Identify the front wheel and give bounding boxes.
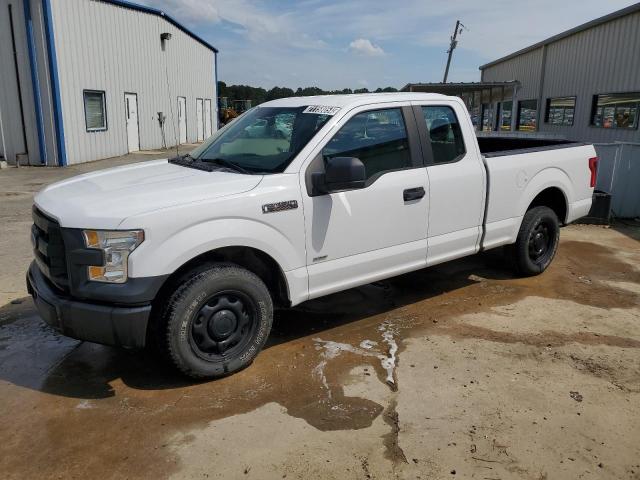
[509,206,560,276]
[159,264,273,378]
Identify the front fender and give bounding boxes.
[128,218,302,278]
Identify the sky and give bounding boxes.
[140,0,638,91]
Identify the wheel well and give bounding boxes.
[156,247,291,309]
[528,187,567,224]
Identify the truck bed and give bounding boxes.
[480,142,596,251]
[477,137,583,156]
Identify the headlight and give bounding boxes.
[83,230,144,283]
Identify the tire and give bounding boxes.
[159,263,273,378]
[509,206,560,276]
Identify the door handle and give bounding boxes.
[403,187,425,202]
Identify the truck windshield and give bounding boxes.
[190,106,332,173]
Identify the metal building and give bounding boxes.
[403,3,640,143]
[479,3,640,143]
[0,0,218,167]
[403,4,640,218]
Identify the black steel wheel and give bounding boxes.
[159,263,273,379]
[509,206,560,276]
[528,221,553,264]
[189,291,257,360]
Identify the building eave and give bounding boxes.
[401,81,520,92]
[101,0,219,53]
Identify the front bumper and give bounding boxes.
[27,262,151,348]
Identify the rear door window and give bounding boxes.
[422,106,466,164]
[322,108,412,181]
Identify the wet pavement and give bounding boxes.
[1,222,640,479]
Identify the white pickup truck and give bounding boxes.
[27,93,597,378]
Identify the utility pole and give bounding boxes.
[443,20,464,83]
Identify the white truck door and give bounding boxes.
[302,105,429,299]
[412,101,486,266]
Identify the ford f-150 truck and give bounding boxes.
[27,93,597,378]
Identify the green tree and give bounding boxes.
[265,86,295,101]
[216,83,399,107]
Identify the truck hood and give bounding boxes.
[35,159,263,229]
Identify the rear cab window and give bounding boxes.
[421,106,466,164]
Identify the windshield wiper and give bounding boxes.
[204,158,253,175]
[169,153,219,172]
[169,154,252,175]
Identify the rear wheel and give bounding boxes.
[159,263,273,378]
[509,206,560,276]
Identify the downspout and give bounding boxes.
[23,0,47,165]
[42,0,67,166]
[214,51,219,131]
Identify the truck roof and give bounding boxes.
[259,92,450,109]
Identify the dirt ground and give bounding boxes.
[1,156,639,479]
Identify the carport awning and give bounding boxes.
[401,81,520,94]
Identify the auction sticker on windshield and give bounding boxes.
[303,105,341,115]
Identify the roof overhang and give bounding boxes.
[401,81,520,93]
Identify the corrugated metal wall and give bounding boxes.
[0,0,53,166]
[481,9,640,144]
[595,143,640,218]
[51,0,217,165]
[482,48,543,101]
[30,0,60,166]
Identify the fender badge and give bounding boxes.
[262,200,298,214]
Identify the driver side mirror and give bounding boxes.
[312,157,366,194]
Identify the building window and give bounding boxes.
[83,90,107,131]
[517,100,537,132]
[545,96,575,126]
[481,104,494,132]
[422,106,466,164]
[498,101,512,131]
[470,91,481,129]
[591,93,639,129]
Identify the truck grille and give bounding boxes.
[31,206,69,291]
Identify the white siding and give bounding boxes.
[51,0,217,165]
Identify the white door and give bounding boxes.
[178,97,187,144]
[413,102,486,266]
[124,93,140,152]
[204,99,212,137]
[196,98,204,142]
[302,106,429,299]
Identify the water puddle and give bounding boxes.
[314,319,401,393]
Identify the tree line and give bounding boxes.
[217,81,398,107]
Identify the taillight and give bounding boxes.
[588,157,598,188]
